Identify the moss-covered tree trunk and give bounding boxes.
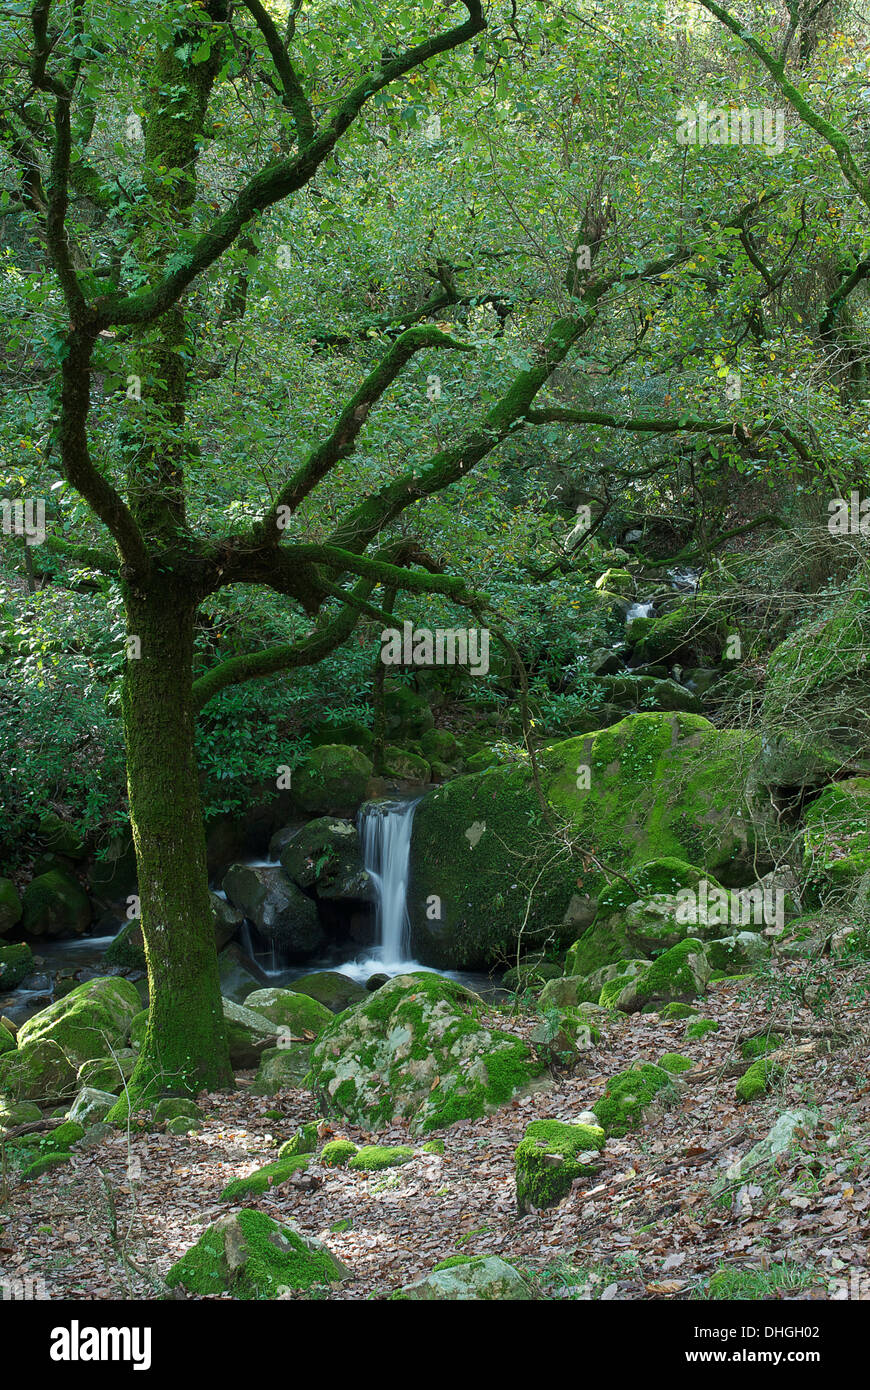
[115,578,233,1112]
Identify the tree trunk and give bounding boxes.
[111,578,233,1115]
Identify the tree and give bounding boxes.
[1,0,818,1111]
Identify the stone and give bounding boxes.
[705,932,770,974]
[279,818,373,902]
[222,998,279,1068]
[593,1063,678,1135]
[288,971,367,1013]
[308,973,548,1134]
[0,941,34,990]
[165,1211,351,1298]
[613,939,711,1013]
[68,1087,117,1126]
[251,1043,312,1093]
[0,878,23,937]
[515,1119,604,1213]
[21,870,92,938]
[394,1255,533,1301]
[711,1109,821,1193]
[242,987,332,1038]
[291,744,374,817]
[222,864,324,958]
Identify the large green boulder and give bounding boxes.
[612,938,711,1013]
[252,1043,312,1093]
[515,1119,605,1214]
[629,602,728,667]
[394,1255,533,1301]
[0,1098,42,1132]
[279,818,372,901]
[409,715,773,970]
[705,932,770,974]
[243,987,332,1038]
[37,811,88,860]
[0,977,141,1100]
[0,878,22,937]
[222,998,279,1068]
[291,744,374,817]
[307,973,547,1134]
[21,870,92,938]
[383,683,435,739]
[289,971,367,1013]
[764,572,870,765]
[594,1062,678,1135]
[0,941,34,990]
[165,1211,351,1298]
[592,674,702,715]
[803,778,870,904]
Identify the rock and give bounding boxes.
[613,939,711,1013]
[584,959,649,1007]
[320,1139,357,1167]
[165,1211,351,1298]
[251,1043,311,1093]
[278,1121,319,1159]
[74,1121,115,1150]
[420,728,462,764]
[803,778,870,904]
[76,1050,137,1093]
[289,971,367,1013]
[217,942,264,1003]
[347,1144,415,1171]
[242,987,332,1038]
[37,811,88,860]
[365,973,389,992]
[711,1109,821,1193]
[537,975,597,1010]
[0,878,22,937]
[382,746,431,783]
[0,976,140,1099]
[0,1023,14,1055]
[409,713,775,970]
[587,647,623,677]
[628,602,727,667]
[279,818,373,902]
[308,973,548,1134]
[0,1098,42,1133]
[152,1097,202,1131]
[503,960,563,992]
[21,870,92,938]
[515,1119,604,1213]
[621,892,720,954]
[686,1018,718,1038]
[736,1057,782,1103]
[705,932,770,974]
[0,941,34,990]
[106,902,242,974]
[383,684,434,739]
[764,571,870,765]
[593,1063,678,1136]
[658,1052,694,1073]
[593,675,702,715]
[292,744,374,817]
[222,998,279,1068]
[395,1255,533,1301]
[68,1087,117,1125]
[594,567,633,596]
[222,864,324,958]
[220,1153,310,1199]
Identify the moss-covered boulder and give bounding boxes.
[278,1121,319,1159]
[612,938,711,1013]
[394,1255,533,1301]
[243,987,331,1039]
[219,1152,311,1199]
[68,1087,117,1125]
[221,865,324,959]
[251,1043,312,1093]
[764,572,870,765]
[0,941,34,990]
[595,567,633,596]
[594,1063,678,1135]
[383,683,435,739]
[222,998,279,1068]
[279,818,372,902]
[0,1097,42,1132]
[37,811,88,859]
[76,1049,137,1093]
[515,1119,604,1214]
[686,1018,719,1039]
[629,602,728,667]
[21,869,92,938]
[803,778,870,904]
[320,1139,357,1167]
[409,714,773,969]
[292,744,374,817]
[348,1144,415,1171]
[0,878,22,937]
[658,1053,694,1074]
[736,1057,783,1103]
[420,728,462,765]
[289,971,367,1013]
[166,1211,350,1298]
[0,977,141,1099]
[308,973,547,1134]
[593,674,702,715]
[382,746,431,783]
[705,932,770,974]
[0,1023,15,1055]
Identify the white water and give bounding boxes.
[626,600,654,624]
[339,798,434,983]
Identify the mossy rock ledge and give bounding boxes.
[166,1211,351,1298]
[306,972,548,1134]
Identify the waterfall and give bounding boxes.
[359,798,419,969]
[626,600,654,624]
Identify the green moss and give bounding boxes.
[593,1063,676,1136]
[658,1053,694,1073]
[803,778,870,904]
[515,1119,605,1213]
[22,1152,73,1180]
[320,1139,358,1167]
[422,1139,445,1154]
[152,1097,202,1126]
[48,1120,86,1149]
[736,1057,782,1103]
[741,1034,783,1060]
[432,1254,483,1271]
[165,1209,346,1298]
[219,1153,310,1200]
[0,1024,16,1056]
[659,1002,700,1020]
[686,1018,719,1039]
[347,1145,415,1172]
[278,1121,319,1159]
[0,941,34,990]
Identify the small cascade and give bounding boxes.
[359,798,420,970]
[626,599,654,624]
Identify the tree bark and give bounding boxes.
[111,576,233,1115]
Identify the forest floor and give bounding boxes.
[3,967,869,1302]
